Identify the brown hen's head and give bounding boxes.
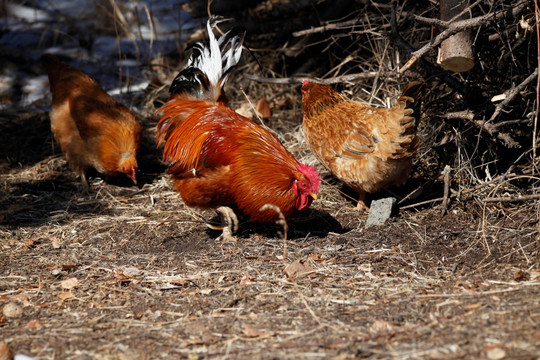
[292,163,321,210]
[118,156,138,184]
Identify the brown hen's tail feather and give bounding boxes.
[397,80,425,129]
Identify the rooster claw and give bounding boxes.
[205,206,239,242]
[217,226,237,242]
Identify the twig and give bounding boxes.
[440,110,475,121]
[533,0,540,168]
[488,68,538,122]
[294,283,323,327]
[441,165,451,214]
[400,197,444,210]
[292,18,382,37]
[483,193,540,203]
[414,0,483,27]
[440,110,520,148]
[245,71,398,85]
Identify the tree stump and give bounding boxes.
[437,0,475,72]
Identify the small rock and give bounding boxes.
[3,302,23,319]
[366,197,396,227]
[486,347,506,360]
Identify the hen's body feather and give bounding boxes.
[302,81,424,207]
[41,54,141,185]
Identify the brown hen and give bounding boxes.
[41,54,142,187]
[301,80,424,210]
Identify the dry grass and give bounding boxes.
[1,0,540,359]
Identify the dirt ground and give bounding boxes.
[1,1,540,359]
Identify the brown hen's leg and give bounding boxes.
[215,206,239,242]
[356,191,369,212]
[78,172,90,194]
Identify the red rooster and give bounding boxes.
[41,54,142,187]
[302,80,424,211]
[156,17,320,240]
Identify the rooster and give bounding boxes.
[156,17,320,240]
[301,80,424,211]
[41,54,142,187]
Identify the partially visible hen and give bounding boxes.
[41,54,142,187]
[156,17,320,240]
[301,80,425,210]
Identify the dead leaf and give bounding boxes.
[284,259,315,281]
[171,278,188,286]
[61,264,77,271]
[371,320,393,332]
[235,103,254,119]
[51,237,61,249]
[308,254,323,261]
[27,318,43,330]
[255,97,271,118]
[514,270,529,282]
[22,239,37,247]
[61,277,79,290]
[57,292,73,305]
[239,273,252,285]
[242,323,270,338]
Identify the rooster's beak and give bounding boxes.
[310,193,318,200]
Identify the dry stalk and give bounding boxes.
[441,165,451,214]
[245,71,397,85]
[534,0,540,170]
[484,193,540,203]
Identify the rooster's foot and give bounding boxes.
[212,206,238,242]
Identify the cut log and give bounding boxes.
[437,0,475,72]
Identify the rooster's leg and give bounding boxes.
[215,206,239,242]
[356,191,369,212]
